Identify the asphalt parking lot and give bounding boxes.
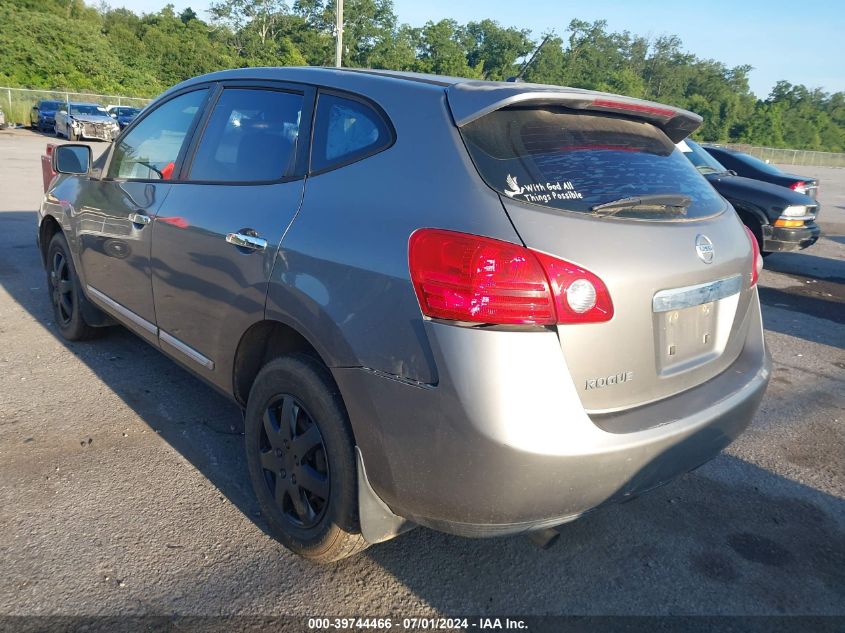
[0,128,843,617]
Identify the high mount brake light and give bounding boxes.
[591,99,677,119]
[742,225,763,288]
[408,229,613,326]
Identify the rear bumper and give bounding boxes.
[335,294,771,537]
[762,222,820,252]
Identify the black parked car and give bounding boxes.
[680,140,820,254]
[703,145,818,199]
[30,100,65,133]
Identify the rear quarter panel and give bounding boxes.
[265,77,521,384]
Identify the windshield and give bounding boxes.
[41,101,63,110]
[462,107,724,220]
[678,139,728,174]
[121,108,140,116]
[70,104,108,116]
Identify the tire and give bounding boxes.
[46,233,98,341]
[244,354,368,563]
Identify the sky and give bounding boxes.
[105,0,845,98]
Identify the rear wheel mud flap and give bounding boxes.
[356,447,415,544]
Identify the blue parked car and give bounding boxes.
[30,99,65,132]
[106,105,142,129]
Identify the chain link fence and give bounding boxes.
[1,87,152,127]
[709,143,845,168]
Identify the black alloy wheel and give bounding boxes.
[244,354,368,561]
[50,250,74,327]
[46,233,98,341]
[259,394,330,529]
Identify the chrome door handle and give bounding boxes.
[226,232,267,251]
[128,212,151,225]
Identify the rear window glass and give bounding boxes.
[721,149,784,176]
[462,107,724,220]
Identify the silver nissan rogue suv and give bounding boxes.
[39,67,771,561]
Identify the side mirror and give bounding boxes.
[111,113,118,118]
[53,144,91,175]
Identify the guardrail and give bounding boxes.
[708,143,845,168]
[1,87,152,127]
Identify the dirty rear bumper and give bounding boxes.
[334,294,770,537]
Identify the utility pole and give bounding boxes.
[335,0,343,68]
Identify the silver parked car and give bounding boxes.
[39,68,770,562]
[55,102,120,141]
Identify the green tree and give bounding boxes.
[2,0,844,151]
[414,19,482,77]
[522,35,567,85]
[464,19,533,80]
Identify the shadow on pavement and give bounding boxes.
[759,287,845,333]
[763,251,845,285]
[0,210,259,534]
[362,454,845,615]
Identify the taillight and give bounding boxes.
[530,250,614,323]
[742,226,763,288]
[789,181,806,194]
[408,228,613,325]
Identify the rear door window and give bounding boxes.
[310,93,392,173]
[189,88,304,182]
[461,107,724,220]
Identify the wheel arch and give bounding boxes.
[730,200,770,229]
[232,319,333,407]
[39,214,63,266]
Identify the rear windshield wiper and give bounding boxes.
[590,194,692,215]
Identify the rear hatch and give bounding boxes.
[453,89,757,413]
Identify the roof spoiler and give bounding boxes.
[447,82,702,143]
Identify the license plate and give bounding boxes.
[656,301,719,373]
[652,275,742,376]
